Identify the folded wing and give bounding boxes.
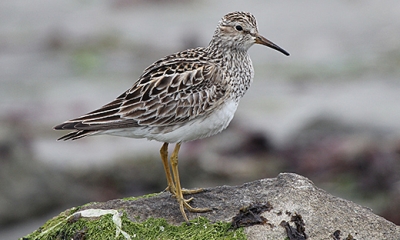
[54,59,229,140]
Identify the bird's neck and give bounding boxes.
[206,38,254,101]
[206,39,249,65]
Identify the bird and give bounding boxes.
[54,11,289,223]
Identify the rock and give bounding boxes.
[23,173,400,239]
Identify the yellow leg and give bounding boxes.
[160,143,203,195]
[170,142,210,223]
[160,142,176,194]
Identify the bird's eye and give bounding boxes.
[235,25,243,31]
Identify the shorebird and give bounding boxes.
[54,11,289,223]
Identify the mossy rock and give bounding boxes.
[21,174,400,239]
[22,207,246,240]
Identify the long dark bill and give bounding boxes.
[255,33,290,56]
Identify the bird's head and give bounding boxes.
[211,11,289,56]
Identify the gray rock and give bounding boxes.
[78,173,400,239]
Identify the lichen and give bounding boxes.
[22,208,247,240]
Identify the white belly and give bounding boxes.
[103,100,238,143]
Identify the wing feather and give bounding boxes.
[55,50,229,140]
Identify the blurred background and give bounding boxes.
[1,0,400,238]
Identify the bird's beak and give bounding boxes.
[255,33,290,56]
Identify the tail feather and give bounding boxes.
[54,122,78,130]
[57,129,97,141]
[54,121,98,141]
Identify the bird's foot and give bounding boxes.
[167,186,210,223]
[182,187,204,195]
[165,186,204,195]
[177,195,211,223]
[164,185,176,194]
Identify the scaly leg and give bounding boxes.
[160,142,176,194]
[170,142,210,223]
[160,142,203,195]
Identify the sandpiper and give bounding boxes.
[55,11,289,223]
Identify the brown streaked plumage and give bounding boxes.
[54,11,289,223]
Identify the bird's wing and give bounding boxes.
[54,58,229,140]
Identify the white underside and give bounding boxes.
[101,100,238,143]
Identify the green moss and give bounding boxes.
[22,208,246,240]
[122,192,161,201]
